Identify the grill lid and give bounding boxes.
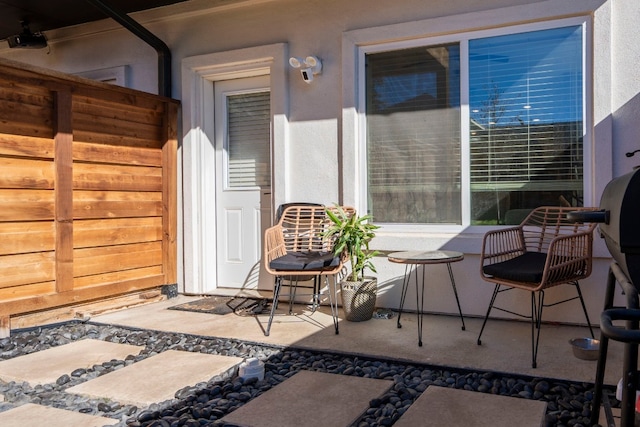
[567,167,640,285]
[599,168,640,286]
[599,168,640,254]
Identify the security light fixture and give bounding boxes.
[289,55,322,84]
[7,21,47,49]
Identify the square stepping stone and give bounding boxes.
[221,370,393,427]
[394,386,547,427]
[0,403,116,427]
[0,339,144,385]
[67,350,242,407]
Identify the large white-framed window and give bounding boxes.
[359,17,591,231]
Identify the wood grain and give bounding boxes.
[0,57,178,320]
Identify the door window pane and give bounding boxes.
[227,91,271,188]
[366,44,461,224]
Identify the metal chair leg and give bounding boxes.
[447,263,466,331]
[327,275,339,334]
[477,284,500,345]
[288,278,298,314]
[531,290,545,369]
[265,277,282,337]
[574,281,595,338]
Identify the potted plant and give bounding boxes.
[325,205,380,321]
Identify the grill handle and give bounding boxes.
[567,209,609,224]
[600,308,640,343]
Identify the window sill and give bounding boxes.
[371,227,612,259]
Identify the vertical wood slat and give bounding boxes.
[162,102,178,284]
[54,90,74,293]
[0,316,9,338]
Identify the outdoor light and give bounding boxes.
[6,21,47,49]
[289,55,322,84]
[304,56,322,72]
[288,57,303,68]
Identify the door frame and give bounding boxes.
[181,43,289,294]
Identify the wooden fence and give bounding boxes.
[0,58,178,322]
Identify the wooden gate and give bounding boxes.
[0,58,178,321]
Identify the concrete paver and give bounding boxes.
[0,295,624,426]
[93,295,623,385]
[394,385,547,427]
[0,403,116,427]
[0,339,144,385]
[67,349,243,407]
[221,370,393,427]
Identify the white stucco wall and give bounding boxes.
[1,0,633,325]
[611,0,640,176]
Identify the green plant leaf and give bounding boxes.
[324,204,379,281]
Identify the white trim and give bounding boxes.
[180,43,288,294]
[459,40,471,228]
[582,18,596,206]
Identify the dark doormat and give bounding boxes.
[168,296,269,316]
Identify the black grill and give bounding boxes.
[568,167,640,286]
[570,167,640,427]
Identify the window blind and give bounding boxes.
[366,44,461,224]
[227,91,271,188]
[468,26,583,193]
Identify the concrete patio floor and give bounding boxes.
[0,292,627,426]
[92,292,624,385]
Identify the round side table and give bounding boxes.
[388,250,466,346]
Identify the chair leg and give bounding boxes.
[285,276,322,314]
[574,281,595,338]
[531,290,545,369]
[310,275,321,312]
[289,278,298,314]
[326,275,339,334]
[265,276,283,337]
[477,284,500,345]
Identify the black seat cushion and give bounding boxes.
[270,251,340,271]
[483,252,548,283]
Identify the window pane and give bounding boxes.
[366,44,461,224]
[227,91,271,188]
[469,26,583,225]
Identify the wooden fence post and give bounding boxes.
[54,89,74,293]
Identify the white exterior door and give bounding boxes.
[214,76,271,289]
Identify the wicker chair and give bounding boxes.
[476,206,598,368]
[273,202,325,314]
[263,205,355,336]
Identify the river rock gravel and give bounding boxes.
[0,320,615,426]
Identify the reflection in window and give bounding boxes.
[469,26,583,224]
[364,24,584,226]
[366,44,461,224]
